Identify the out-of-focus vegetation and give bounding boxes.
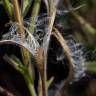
[0,0,96,96]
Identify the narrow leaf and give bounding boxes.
[22,0,33,17]
[3,0,14,20]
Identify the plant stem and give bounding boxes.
[35,48,47,96]
[3,54,36,96]
[12,0,24,38]
[47,0,56,30]
[29,0,41,33]
[25,77,36,96]
[44,1,57,95]
[35,1,57,96]
[12,0,35,95]
[28,0,41,80]
[52,27,74,90]
[29,0,49,96]
[12,0,31,66]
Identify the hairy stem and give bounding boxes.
[52,27,74,90]
[12,0,34,95]
[35,48,47,96]
[36,1,57,96]
[12,0,24,38]
[12,0,31,66]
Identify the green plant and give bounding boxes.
[0,0,96,96]
[0,0,74,96]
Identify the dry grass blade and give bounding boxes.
[71,11,96,35]
[12,0,31,66]
[52,27,74,89]
[12,0,25,38]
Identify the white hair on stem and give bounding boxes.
[1,16,52,55]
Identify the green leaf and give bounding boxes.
[47,77,54,88]
[22,0,32,17]
[3,0,14,20]
[4,55,34,84]
[4,55,36,96]
[4,55,27,74]
[86,61,96,73]
[10,55,23,65]
[0,1,3,4]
